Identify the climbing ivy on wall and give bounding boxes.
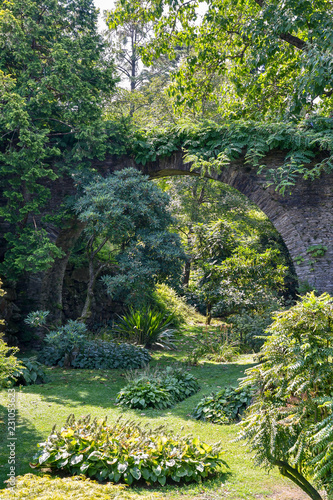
[126,117,333,194]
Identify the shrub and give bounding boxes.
[192,385,254,424]
[12,357,49,385]
[31,415,228,486]
[33,319,87,367]
[116,378,173,410]
[0,280,23,386]
[74,341,151,370]
[116,366,200,409]
[164,366,201,402]
[152,283,203,326]
[239,292,333,500]
[25,310,50,330]
[227,306,279,351]
[114,306,176,349]
[0,334,23,387]
[186,328,239,365]
[39,340,151,370]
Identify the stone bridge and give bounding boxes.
[106,148,333,295]
[2,146,333,331]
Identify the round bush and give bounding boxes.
[39,340,151,370]
[192,385,254,424]
[116,367,200,410]
[31,414,228,486]
[116,379,173,409]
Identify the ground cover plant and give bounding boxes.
[192,385,254,425]
[26,315,151,370]
[116,366,200,410]
[11,358,49,386]
[31,414,227,486]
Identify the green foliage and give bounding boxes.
[157,175,293,323]
[306,244,328,258]
[72,341,151,370]
[116,377,173,410]
[186,330,239,365]
[12,357,49,386]
[188,246,287,319]
[151,283,203,326]
[163,366,201,403]
[114,306,176,349]
[116,366,200,409]
[0,334,23,387]
[239,292,333,500]
[75,168,186,310]
[24,310,50,329]
[140,1,333,119]
[39,339,151,370]
[0,474,140,500]
[0,0,116,278]
[128,119,333,193]
[227,305,280,351]
[296,280,318,296]
[31,414,227,485]
[0,279,23,386]
[192,385,254,425]
[33,316,151,369]
[42,320,88,365]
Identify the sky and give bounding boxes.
[93,0,115,30]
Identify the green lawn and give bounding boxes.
[0,340,308,499]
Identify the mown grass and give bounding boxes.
[0,329,304,499]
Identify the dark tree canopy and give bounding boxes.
[0,0,116,278]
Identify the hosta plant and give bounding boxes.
[39,339,151,370]
[31,414,228,486]
[163,366,201,402]
[192,385,254,424]
[116,366,200,410]
[12,357,49,385]
[116,378,173,410]
[71,341,151,370]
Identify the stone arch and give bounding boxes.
[6,147,332,330]
[137,149,333,294]
[96,148,332,294]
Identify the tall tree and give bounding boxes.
[140,0,333,120]
[105,0,153,93]
[0,0,116,319]
[75,168,185,319]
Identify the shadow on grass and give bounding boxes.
[129,470,232,497]
[0,406,45,489]
[19,359,256,415]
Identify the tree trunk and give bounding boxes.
[79,236,109,322]
[206,302,212,325]
[79,261,106,322]
[40,218,85,325]
[275,460,323,500]
[183,260,191,287]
